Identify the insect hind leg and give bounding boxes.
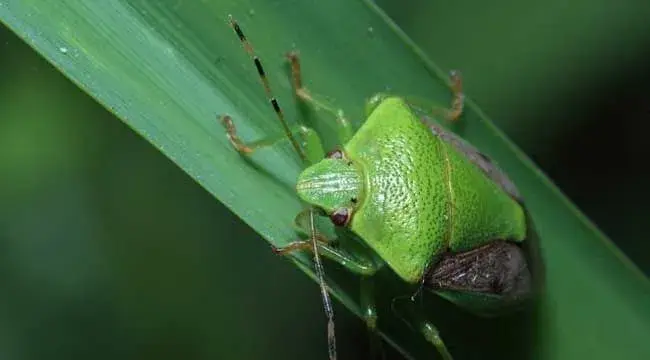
[390,295,454,360]
[445,70,465,122]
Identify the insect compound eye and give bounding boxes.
[326,149,344,159]
[329,208,351,227]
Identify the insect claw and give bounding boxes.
[286,49,300,58]
[270,244,280,254]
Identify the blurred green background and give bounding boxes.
[1,1,649,359]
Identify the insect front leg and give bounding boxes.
[219,116,326,165]
[273,234,378,276]
[277,213,387,358]
[225,15,328,164]
[286,51,354,145]
[272,239,377,276]
[273,209,380,276]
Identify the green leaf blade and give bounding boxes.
[2,0,649,358]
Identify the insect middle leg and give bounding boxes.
[360,276,388,360]
[277,209,388,357]
[286,51,354,145]
[275,240,387,358]
[224,15,330,165]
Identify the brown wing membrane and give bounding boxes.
[424,241,531,299]
[427,122,522,201]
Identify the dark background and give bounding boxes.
[1,1,649,359]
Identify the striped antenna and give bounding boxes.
[309,206,337,360]
[228,15,336,360]
[227,15,306,161]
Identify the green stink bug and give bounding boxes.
[219,15,541,360]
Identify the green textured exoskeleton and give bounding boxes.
[220,16,540,360]
[299,94,530,298]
